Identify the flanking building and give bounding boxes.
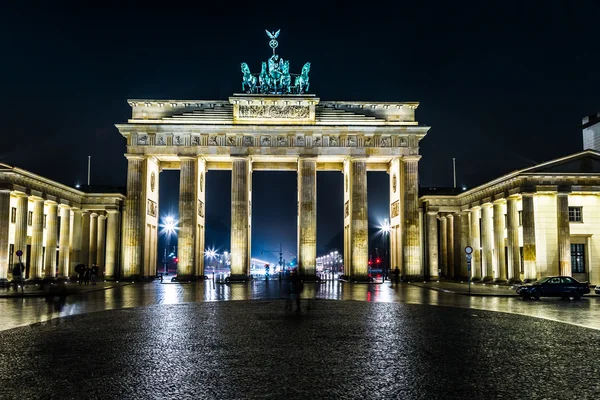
[0,163,125,281]
[420,150,600,284]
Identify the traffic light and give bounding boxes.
[174,257,179,263]
[376,258,381,264]
[368,260,372,265]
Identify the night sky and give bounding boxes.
[2,2,600,264]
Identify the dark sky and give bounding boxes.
[2,2,600,264]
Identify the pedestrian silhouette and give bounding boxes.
[393,266,400,286]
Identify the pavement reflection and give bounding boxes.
[1,280,599,331]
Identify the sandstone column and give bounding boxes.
[88,213,98,268]
[402,156,422,279]
[13,194,29,275]
[230,157,250,279]
[105,210,120,279]
[0,191,10,280]
[195,158,206,277]
[122,155,144,278]
[439,216,448,277]
[43,202,59,278]
[69,209,83,278]
[298,158,317,277]
[30,198,45,279]
[427,211,439,279]
[81,212,90,269]
[460,211,469,279]
[480,203,493,281]
[96,215,106,276]
[452,213,461,279]
[493,200,507,282]
[178,157,197,279]
[351,159,369,279]
[557,192,571,276]
[506,196,521,283]
[521,193,537,281]
[469,207,481,280]
[58,205,71,277]
[447,214,454,278]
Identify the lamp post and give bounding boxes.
[380,219,391,281]
[161,216,177,275]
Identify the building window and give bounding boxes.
[10,207,16,223]
[27,211,33,226]
[571,243,585,273]
[568,207,583,222]
[43,215,47,229]
[518,211,522,226]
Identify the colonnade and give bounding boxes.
[0,189,121,280]
[426,192,573,283]
[122,155,423,281]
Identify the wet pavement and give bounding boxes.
[0,300,599,399]
[2,279,600,332]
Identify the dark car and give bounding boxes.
[516,276,590,300]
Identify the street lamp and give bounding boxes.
[160,215,178,275]
[380,218,390,280]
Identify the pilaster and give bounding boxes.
[297,158,317,278]
[493,200,507,282]
[88,213,98,267]
[80,211,90,270]
[96,215,107,275]
[12,194,29,277]
[0,191,10,280]
[69,209,83,278]
[43,202,58,278]
[506,196,521,283]
[480,203,493,281]
[446,214,454,278]
[459,211,470,279]
[58,205,71,277]
[521,193,537,282]
[30,197,44,279]
[195,158,207,277]
[557,192,571,276]
[469,207,481,280]
[439,216,448,277]
[426,211,439,280]
[105,210,120,279]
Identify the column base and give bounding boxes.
[493,278,507,284]
[470,275,481,282]
[428,275,440,281]
[523,278,537,283]
[225,274,250,283]
[507,278,522,285]
[480,276,494,283]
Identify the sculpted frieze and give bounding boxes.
[138,135,149,145]
[209,136,218,146]
[277,136,287,146]
[312,136,321,147]
[380,136,391,147]
[156,135,166,145]
[191,136,200,146]
[261,136,271,146]
[238,105,309,119]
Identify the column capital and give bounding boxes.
[493,198,506,205]
[11,191,28,198]
[557,191,570,196]
[30,196,44,202]
[44,199,58,205]
[58,203,71,210]
[402,155,422,163]
[106,209,120,214]
[427,210,439,216]
[98,214,107,220]
[508,194,520,200]
[125,154,145,161]
[521,192,536,198]
[470,205,481,211]
[179,156,196,161]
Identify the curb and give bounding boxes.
[408,283,519,297]
[0,283,132,299]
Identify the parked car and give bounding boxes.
[516,276,590,300]
[595,285,600,295]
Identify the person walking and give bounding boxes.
[83,266,91,285]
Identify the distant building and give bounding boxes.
[582,112,600,151]
[421,150,600,285]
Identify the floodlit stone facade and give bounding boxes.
[0,164,125,281]
[421,150,600,285]
[116,94,430,280]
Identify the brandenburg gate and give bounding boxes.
[116,31,430,281]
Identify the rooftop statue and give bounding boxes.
[241,30,311,95]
